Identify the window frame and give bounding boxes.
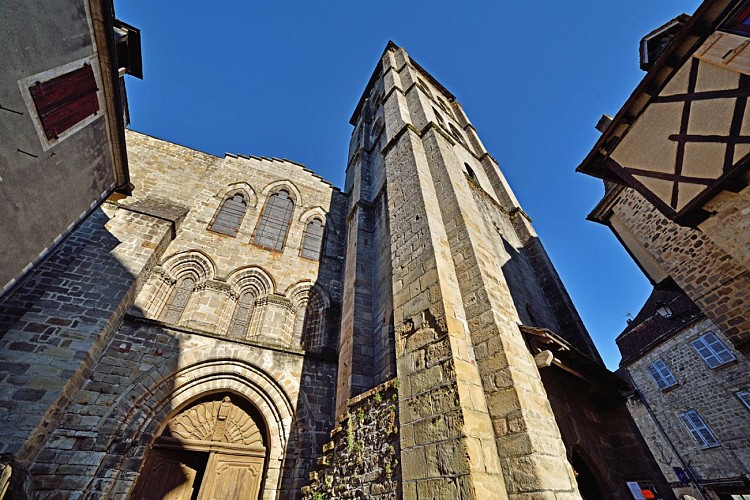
[300,217,326,261]
[252,189,295,252]
[690,332,736,369]
[724,4,750,36]
[208,192,248,237]
[679,409,720,449]
[737,389,750,411]
[646,358,678,390]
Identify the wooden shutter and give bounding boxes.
[647,359,677,389]
[691,333,735,368]
[29,64,99,140]
[679,410,719,448]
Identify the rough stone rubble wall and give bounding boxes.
[303,380,401,500]
[612,186,750,351]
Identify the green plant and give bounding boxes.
[346,415,355,451]
[324,475,333,490]
[373,391,382,404]
[356,407,365,421]
[312,491,328,500]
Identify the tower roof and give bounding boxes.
[349,41,455,125]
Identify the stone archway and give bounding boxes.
[132,394,268,499]
[85,347,297,500]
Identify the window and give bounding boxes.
[301,218,325,260]
[737,389,750,410]
[449,123,465,145]
[254,190,294,251]
[679,409,719,448]
[228,292,255,339]
[417,78,432,97]
[465,163,477,182]
[432,107,445,127]
[691,332,736,368]
[726,5,750,35]
[296,291,326,350]
[160,277,195,324]
[646,359,678,389]
[29,63,99,140]
[209,193,247,236]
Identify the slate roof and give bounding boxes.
[616,287,704,366]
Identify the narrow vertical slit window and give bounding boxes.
[209,193,247,236]
[160,277,195,324]
[254,190,294,251]
[432,108,445,127]
[465,163,477,182]
[301,292,326,351]
[301,218,325,260]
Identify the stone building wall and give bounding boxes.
[606,185,750,352]
[303,380,400,500]
[343,43,596,499]
[541,367,675,500]
[0,205,173,459]
[625,318,750,492]
[1,130,349,498]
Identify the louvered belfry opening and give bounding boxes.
[29,63,99,140]
[254,190,294,250]
[210,193,247,236]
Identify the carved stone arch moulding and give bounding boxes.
[224,266,276,339]
[226,266,275,298]
[215,182,258,208]
[85,348,297,499]
[298,206,329,224]
[260,179,302,207]
[165,396,266,452]
[161,250,217,283]
[285,281,331,310]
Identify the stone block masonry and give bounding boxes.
[0,202,175,481]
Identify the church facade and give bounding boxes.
[1,41,669,499]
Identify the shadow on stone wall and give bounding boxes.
[279,194,344,499]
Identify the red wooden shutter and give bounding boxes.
[29,64,99,140]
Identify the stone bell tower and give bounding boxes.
[338,42,591,498]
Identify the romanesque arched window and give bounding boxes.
[160,276,195,323]
[300,218,325,260]
[228,292,255,339]
[254,190,294,251]
[294,290,326,351]
[209,193,247,236]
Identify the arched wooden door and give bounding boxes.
[132,395,267,500]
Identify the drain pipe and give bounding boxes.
[626,371,710,500]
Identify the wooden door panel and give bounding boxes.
[132,450,206,500]
[198,454,264,500]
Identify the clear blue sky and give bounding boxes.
[116,1,702,369]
